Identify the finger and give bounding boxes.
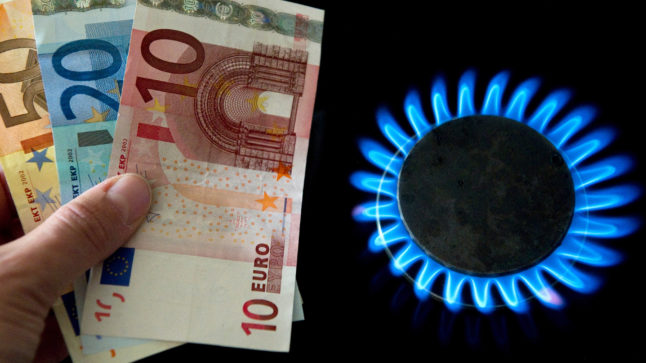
[0,173,150,362]
[9,173,151,303]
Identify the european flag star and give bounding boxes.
[34,187,56,211]
[27,148,53,171]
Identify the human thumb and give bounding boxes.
[5,173,151,305]
[0,173,151,362]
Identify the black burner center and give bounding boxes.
[397,115,575,276]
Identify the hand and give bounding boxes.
[0,172,152,362]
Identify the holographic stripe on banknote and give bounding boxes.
[31,0,126,15]
[137,0,323,43]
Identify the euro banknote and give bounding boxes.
[31,0,186,359]
[81,0,322,352]
[1,0,58,231]
[32,0,134,203]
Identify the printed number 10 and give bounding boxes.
[136,29,205,102]
[241,299,278,335]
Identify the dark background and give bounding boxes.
[142,1,645,361]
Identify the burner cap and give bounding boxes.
[397,115,575,276]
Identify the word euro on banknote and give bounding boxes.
[82,0,323,352]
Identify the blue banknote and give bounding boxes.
[34,17,133,127]
[32,0,163,356]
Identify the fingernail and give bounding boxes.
[106,174,152,225]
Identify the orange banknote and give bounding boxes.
[0,0,58,230]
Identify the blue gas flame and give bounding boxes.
[351,70,640,313]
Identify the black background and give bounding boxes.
[140,1,645,361]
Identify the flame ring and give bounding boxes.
[352,70,640,313]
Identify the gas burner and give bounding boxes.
[352,70,640,313]
[399,115,575,277]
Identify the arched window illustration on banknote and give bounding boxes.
[191,42,307,172]
[140,40,309,176]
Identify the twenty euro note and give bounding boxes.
[31,0,181,359]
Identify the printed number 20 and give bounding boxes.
[51,39,122,120]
